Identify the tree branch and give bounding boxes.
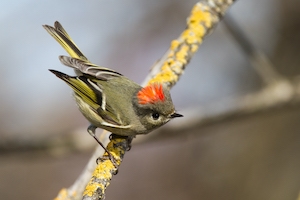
[223,14,283,84]
[75,1,236,200]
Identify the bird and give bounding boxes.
[43,21,182,156]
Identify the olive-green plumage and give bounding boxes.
[45,21,182,137]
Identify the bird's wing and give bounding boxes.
[49,70,124,127]
[59,55,123,81]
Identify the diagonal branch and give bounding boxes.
[72,1,237,200]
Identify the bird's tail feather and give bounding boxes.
[43,21,88,62]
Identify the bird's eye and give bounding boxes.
[152,112,160,120]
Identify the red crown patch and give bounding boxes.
[137,84,165,105]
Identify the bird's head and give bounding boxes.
[133,83,182,132]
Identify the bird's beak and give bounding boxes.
[170,112,183,118]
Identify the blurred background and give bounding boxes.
[1,0,300,199]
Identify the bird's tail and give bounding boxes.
[43,21,88,62]
[49,69,99,109]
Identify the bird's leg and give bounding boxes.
[87,125,118,170]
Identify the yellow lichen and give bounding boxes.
[190,4,213,28]
[161,62,172,72]
[175,45,189,64]
[149,69,178,85]
[83,183,104,197]
[191,44,199,53]
[54,189,68,200]
[171,62,184,74]
[92,160,114,179]
[190,25,205,39]
[168,51,175,58]
[170,40,180,50]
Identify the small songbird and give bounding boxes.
[43,22,182,150]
